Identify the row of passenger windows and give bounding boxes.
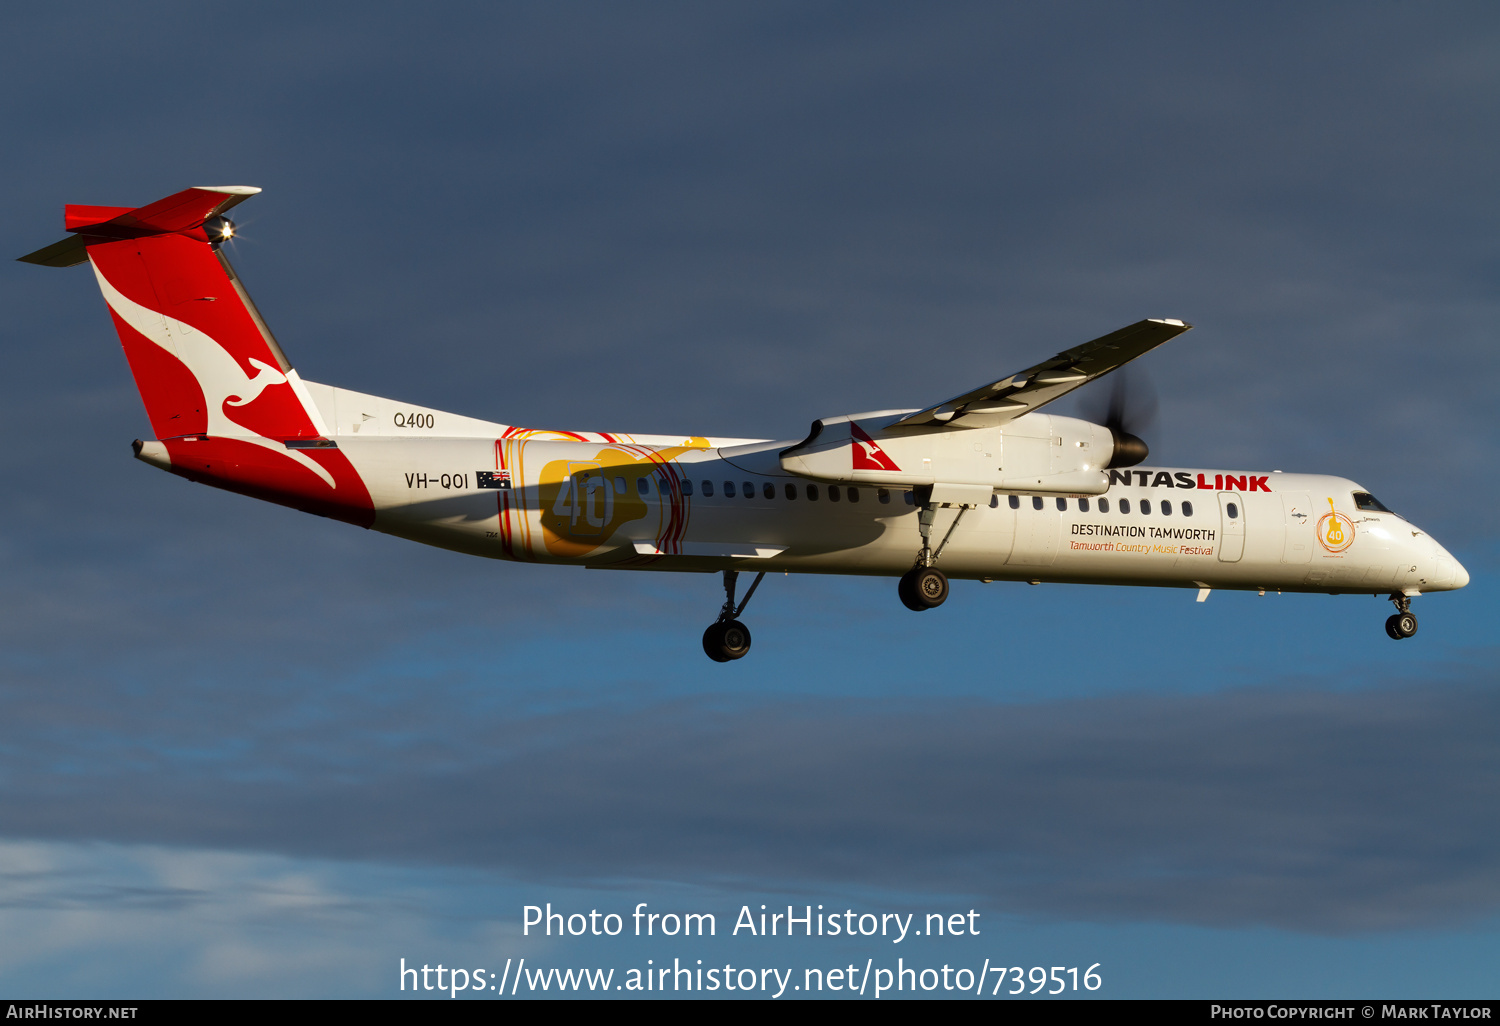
[620,472,1349,523]
[658,477,1200,516]
[678,479,887,503]
[1004,494,1197,517]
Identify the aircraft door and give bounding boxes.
[1217,491,1245,562]
[1006,497,1060,566]
[1280,491,1313,564]
[983,494,1017,565]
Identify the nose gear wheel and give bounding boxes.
[1384,593,1418,640]
[1385,611,1418,640]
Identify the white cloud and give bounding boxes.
[0,841,528,997]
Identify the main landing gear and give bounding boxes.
[898,493,966,612]
[703,569,765,662]
[1384,593,1418,640]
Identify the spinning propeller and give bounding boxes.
[1089,367,1157,468]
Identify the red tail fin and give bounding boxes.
[20,187,373,525]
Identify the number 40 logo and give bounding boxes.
[552,462,613,536]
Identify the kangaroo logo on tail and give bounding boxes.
[92,267,336,487]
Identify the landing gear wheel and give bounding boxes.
[899,567,949,611]
[916,567,949,607]
[1395,611,1418,638]
[1385,615,1403,640]
[703,619,752,662]
[898,571,925,611]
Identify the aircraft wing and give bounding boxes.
[894,318,1192,429]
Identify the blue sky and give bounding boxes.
[1,1,1497,998]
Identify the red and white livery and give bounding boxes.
[22,187,1468,660]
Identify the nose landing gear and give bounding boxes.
[1384,593,1418,640]
[703,569,765,662]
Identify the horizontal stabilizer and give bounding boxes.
[18,186,260,265]
[65,205,135,231]
[17,235,89,267]
[69,185,260,238]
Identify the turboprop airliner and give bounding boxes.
[21,186,1469,661]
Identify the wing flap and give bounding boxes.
[632,541,786,559]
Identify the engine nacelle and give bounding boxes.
[779,411,1118,496]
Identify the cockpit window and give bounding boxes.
[1353,491,1393,514]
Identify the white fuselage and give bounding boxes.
[303,383,1467,598]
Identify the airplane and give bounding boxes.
[20,186,1469,661]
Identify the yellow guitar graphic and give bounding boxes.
[1317,497,1355,553]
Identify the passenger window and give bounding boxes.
[904,491,914,505]
[989,495,998,508]
[847,487,859,503]
[828,486,841,502]
[1161,500,1172,515]
[1141,499,1151,515]
[1009,495,1020,509]
[1056,498,1067,511]
[614,476,627,494]
[1182,500,1193,517]
[878,488,891,504]
[785,483,797,500]
[1079,498,1089,512]
[702,480,713,497]
[743,482,753,499]
[807,484,819,501]
[637,477,649,496]
[763,482,775,500]
[724,481,736,498]
[682,479,694,496]
[1098,497,1109,513]
[1120,498,1131,514]
[1227,502,1239,519]
[1353,491,1393,513]
[1032,496,1043,510]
